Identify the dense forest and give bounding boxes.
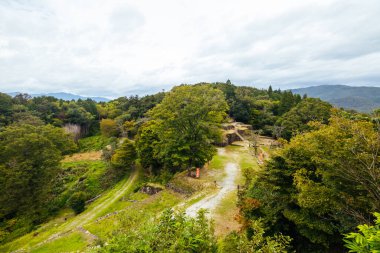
[0,81,379,252]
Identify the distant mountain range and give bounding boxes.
[291,85,380,112]
[6,92,110,102]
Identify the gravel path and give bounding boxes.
[186,162,238,217]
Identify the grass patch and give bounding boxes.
[54,160,109,207]
[84,190,183,241]
[78,135,114,152]
[215,190,238,216]
[31,232,87,253]
[214,190,241,237]
[239,153,256,170]
[0,170,135,252]
[94,172,143,216]
[0,159,110,248]
[208,154,229,170]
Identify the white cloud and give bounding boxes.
[0,0,379,97]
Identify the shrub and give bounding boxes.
[98,209,217,252]
[100,119,119,137]
[220,220,291,253]
[68,192,86,214]
[111,140,137,169]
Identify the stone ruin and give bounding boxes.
[140,184,163,195]
[215,122,253,146]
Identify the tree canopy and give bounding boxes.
[240,113,380,251]
[137,85,228,172]
[0,124,76,226]
[276,97,332,139]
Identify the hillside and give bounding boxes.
[0,141,258,252]
[291,85,380,112]
[1,83,379,252]
[7,92,110,102]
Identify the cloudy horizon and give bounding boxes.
[1,0,380,98]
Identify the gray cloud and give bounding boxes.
[0,0,379,98]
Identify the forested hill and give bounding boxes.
[291,85,380,112]
[7,92,110,102]
[0,82,379,252]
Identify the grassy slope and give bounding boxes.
[0,168,138,253]
[1,139,266,252]
[32,232,87,253]
[78,135,113,152]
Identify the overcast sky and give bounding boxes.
[0,0,379,98]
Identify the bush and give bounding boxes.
[68,192,86,214]
[220,220,291,253]
[98,209,217,252]
[100,119,119,137]
[111,140,137,169]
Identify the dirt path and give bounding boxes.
[19,170,139,252]
[68,170,138,229]
[186,162,239,217]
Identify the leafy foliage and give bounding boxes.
[344,213,380,252]
[220,219,291,253]
[0,93,13,126]
[111,139,137,169]
[240,113,380,251]
[100,118,119,137]
[276,98,332,139]
[135,120,162,171]
[0,124,76,242]
[209,82,303,136]
[137,85,228,172]
[99,209,217,253]
[68,191,86,214]
[4,83,377,252]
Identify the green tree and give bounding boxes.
[64,102,94,126]
[12,112,44,126]
[28,96,60,124]
[100,118,119,137]
[0,124,76,225]
[276,98,332,139]
[277,90,297,115]
[77,98,98,117]
[111,139,137,169]
[12,93,30,105]
[122,120,136,138]
[268,85,273,97]
[135,120,162,171]
[241,113,380,251]
[140,85,228,171]
[344,213,380,252]
[0,92,13,126]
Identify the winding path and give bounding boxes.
[13,170,139,252]
[185,162,239,217]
